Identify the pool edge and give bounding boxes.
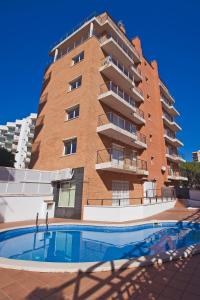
[0,220,199,273]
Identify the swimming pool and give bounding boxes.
[0,222,200,264]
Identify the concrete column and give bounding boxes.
[89,22,94,37]
[54,48,59,62]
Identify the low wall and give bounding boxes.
[83,200,176,222]
[0,195,55,223]
[189,190,200,201]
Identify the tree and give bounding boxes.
[0,147,15,167]
[180,161,200,189]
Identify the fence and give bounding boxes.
[0,167,73,195]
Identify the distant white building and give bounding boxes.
[0,113,37,168]
[192,150,200,162]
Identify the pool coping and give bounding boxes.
[0,220,200,273]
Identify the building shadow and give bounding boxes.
[25,209,200,300]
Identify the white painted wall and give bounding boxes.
[0,195,55,222]
[83,200,176,222]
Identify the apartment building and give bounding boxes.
[30,12,187,219]
[192,150,200,162]
[0,113,37,169]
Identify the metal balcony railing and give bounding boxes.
[96,147,147,170]
[101,55,134,81]
[164,130,176,139]
[100,81,136,107]
[163,112,174,122]
[168,168,187,178]
[98,112,146,143]
[98,14,140,60]
[161,95,173,107]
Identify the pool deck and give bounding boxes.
[0,206,200,299]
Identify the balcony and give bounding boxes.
[97,112,147,149]
[99,57,144,101]
[162,114,181,131]
[99,56,134,90]
[161,97,179,116]
[166,151,185,163]
[159,81,175,104]
[96,147,148,175]
[164,132,183,147]
[98,82,145,124]
[131,65,142,82]
[167,168,188,181]
[99,32,140,67]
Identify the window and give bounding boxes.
[69,77,82,91]
[72,51,84,65]
[66,105,79,120]
[64,138,77,155]
[58,182,76,208]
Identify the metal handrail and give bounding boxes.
[96,148,148,170]
[36,212,39,231]
[97,14,140,60]
[46,212,49,231]
[87,196,175,206]
[97,113,146,143]
[99,81,135,107]
[101,55,134,81]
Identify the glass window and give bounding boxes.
[58,182,76,208]
[64,138,77,155]
[67,105,79,120]
[69,77,82,91]
[72,51,84,65]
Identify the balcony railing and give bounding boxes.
[100,81,135,107]
[101,55,134,81]
[163,112,174,123]
[96,147,147,170]
[164,130,176,139]
[168,168,187,178]
[98,112,146,144]
[97,14,140,60]
[56,31,91,60]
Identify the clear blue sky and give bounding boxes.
[0,0,199,161]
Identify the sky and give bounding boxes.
[0,0,199,161]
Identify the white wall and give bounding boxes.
[83,201,176,222]
[0,195,55,222]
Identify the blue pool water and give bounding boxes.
[0,222,200,263]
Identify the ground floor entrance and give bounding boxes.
[54,167,84,219]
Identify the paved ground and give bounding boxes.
[0,205,200,300]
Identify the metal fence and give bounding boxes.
[0,167,73,195]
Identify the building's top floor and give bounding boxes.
[48,11,178,108]
[50,12,141,63]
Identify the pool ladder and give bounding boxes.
[35,212,49,231]
[36,212,39,231]
[46,212,49,231]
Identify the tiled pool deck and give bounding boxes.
[0,206,200,299]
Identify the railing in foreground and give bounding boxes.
[87,196,176,206]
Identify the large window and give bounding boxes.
[72,51,84,65]
[64,138,77,155]
[66,105,79,121]
[69,77,82,91]
[58,182,76,208]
